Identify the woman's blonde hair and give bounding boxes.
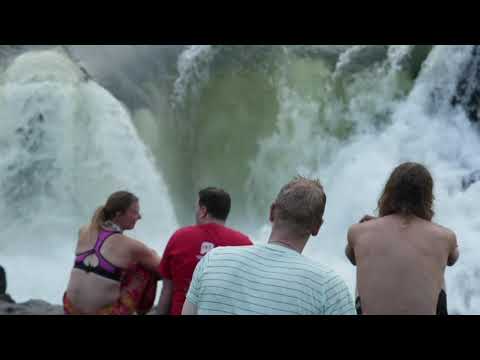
[90,191,139,230]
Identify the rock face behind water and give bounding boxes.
[452,45,480,122]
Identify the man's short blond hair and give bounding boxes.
[273,176,327,234]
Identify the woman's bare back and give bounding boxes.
[66,227,136,313]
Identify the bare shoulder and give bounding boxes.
[348,223,362,236]
[78,225,89,237]
[430,222,457,244]
[349,217,382,232]
[117,234,140,247]
[348,222,370,243]
[121,235,154,253]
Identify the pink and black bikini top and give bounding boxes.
[74,230,124,282]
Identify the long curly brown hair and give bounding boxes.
[378,162,434,221]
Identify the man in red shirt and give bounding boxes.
[156,187,253,315]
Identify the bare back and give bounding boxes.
[348,215,458,315]
[66,226,160,313]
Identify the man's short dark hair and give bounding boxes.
[198,187,231,222]
[274,176,326,235]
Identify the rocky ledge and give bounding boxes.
[0,299,64,315]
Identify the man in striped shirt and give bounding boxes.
[182,177,355,315]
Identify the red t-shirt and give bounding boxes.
[158,223,253,315]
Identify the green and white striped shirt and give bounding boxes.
[186,244,355,315]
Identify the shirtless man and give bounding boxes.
[346,163,459,315]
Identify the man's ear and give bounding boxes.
[199,206,208,219]
[311,219,323,236]
[269,204,276,223]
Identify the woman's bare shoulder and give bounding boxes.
[79,225,88,235]
[114,234,147,251]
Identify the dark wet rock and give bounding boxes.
[0,265,6,295]
[462,170,480,191]
[0,299,160,315]
[0,300,63,315]
[452,45,480,122]
[395,45,433,79]
[0,266,15,305]
[0,294,15,304]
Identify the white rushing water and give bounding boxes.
[172,45,480,314]
[244,45,480,314]
[0,49,178,303]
